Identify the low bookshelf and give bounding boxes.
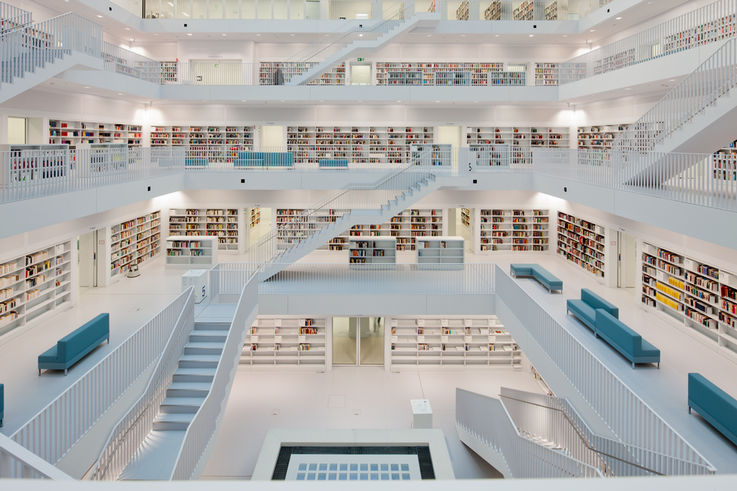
[349,237,397,267]
[242,316,327,369]
[168,208,239,252]
[165,236,216,268]
[416,237,464,270]
[390,316,521,369]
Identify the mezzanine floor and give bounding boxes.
[0,250,736,477]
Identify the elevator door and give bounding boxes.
[332,317,384,366]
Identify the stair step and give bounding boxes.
[184,342,224,355]
[179,354,220,368]
[160,396,206,414]
[173,367,216,383]
[194,322,231,331]
[189,331,228,342]
[166,382,212,398]
[153,412,195,431]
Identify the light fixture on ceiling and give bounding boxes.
[167,1,174,6]
[529,34,534,37]
[96,14,103,18]
[256,33,261,37]
[221,33,227,37]
[182,12,189,17]
[615,16,622,20]
[125,27,131,31]
[359,33,363,37]
[590,29,596,32]
[186,33,192,36]
[84,86,90,89]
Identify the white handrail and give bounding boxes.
[0,434,73,480]
[89,288,195,481]
[10,289,192,466]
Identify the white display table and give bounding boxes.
[410,399,433,429]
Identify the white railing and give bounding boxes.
[0,434,73,480]
[171,274,259,479]
[494,266,715,473]
[89,288,195,481]
[103,42,161,84]
[0,1,32,34]
[560,0,737,84]
[0,12,102,86]
[10,289,192,466]
[456,388,604,478]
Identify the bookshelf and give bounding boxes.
[467,144,510,167]
[375,62,525,86]
[242,316,327,368]
[456,0,469,20]
[535,63,559,86]
[556,212,606,278]
[662,14,736,56]
[484,1,502,20]
[349,237,397,267]
[275,208,445,252]
[0,241,73,337]
[0,145,68,187]
[49,120,142,147]
[713,140,737,181]
[480,209,549,252]
[410,144,451,166]
[168,208,239,252]
[165,236,217,268]
[416,237,464,270]
[160,61,178,83]
[513,0,534,20]
[390,316,521,368]
[286,125,434,165]
[544,1,558,20]
[461,208,471,227]
[258,62,345,85]
[110,211,161,278]
[250,208,262,228]
[467,126,569,165]
[593,49,636,75]
[641,242,737,353]
[150,125,254,163]
[577,124,631,150]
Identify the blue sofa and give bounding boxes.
[234,152,294,168]
[319,159,349,169]
[595,310,660,368]
[689,373,737,447]
[510,264,563,293]
[38,313,110,375]
[0,383,3,427]
[184,157,208,167]
[566,288,619,331]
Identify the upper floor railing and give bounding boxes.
[560,0,737,84]
[0,1,32,34]
[0,434,73,480]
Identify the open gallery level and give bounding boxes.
[1,0,737,489]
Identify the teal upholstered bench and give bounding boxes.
[38,313,110,375]
[595,310,660,368]
[319,159,349,169]
[184,158,208,167]
[510,264,563,293]
[234,158,263,167]
[689,373,737,447]
[566,288,619,331]
[237,152,294,168]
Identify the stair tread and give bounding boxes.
[185,342,225,348]
[161,396,206,407]
[174,368,216,376]
[179,354,221,361]
[168,382,212,390]
[154,413,195,423]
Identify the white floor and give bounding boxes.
[1,248,737,476]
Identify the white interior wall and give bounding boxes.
[11,0,62,21]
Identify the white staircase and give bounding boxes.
[261,172,440,279]
[287,12,439,86]
[120,321,230,480]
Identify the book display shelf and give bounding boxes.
[242,316,327,368]
[484,1,502,20]
[577,124,631,150]
[556,212,606,278]
[410,144,451,166]
[110,211,161,278]
[258,62,345,85]
[275,208,348,251]
[535,63,559,86]
[456,0,469,20]
[250,208,262,228]
[480,209,550,252]
[349,237,397,267]
[416,237,464,270]
[662,14,736,56]
[286,126,434,165]
[467,127,569,165]
[0,241,72,337]
[593,49,636,75]
[150,125,255,163]
[0,145,68,187]
[375,62,526,86]
[713,140,737,181]
[160,61,178,83]
[544,1,558,20]
[168,208,239,252]
[390,316,521,368]
[641,242,737,353]
[49,120,143,147]
[513,0,534,20]
[165,236,216,268]
[461,208,471,227]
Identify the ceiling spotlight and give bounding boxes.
[529,34,534,37]
[615,16,622,20]
[186,33,192,36]
[124,27,131,31]
[221,33,227,37]
[359,33,363,37]
[590,29,596,32]
[84,86,90,89]
[256,33,261,37]
[96,14,103,18]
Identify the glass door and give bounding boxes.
[332,317,385,366]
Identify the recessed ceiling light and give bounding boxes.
[460,34,466,37]
[125,27,131,31]
[359,33,363,37]
[241,100,247,102]
[590,29,596,32]
[615,16,622,20]
[426,34,432,38]
[396,100,402,103]
[562,34,568,38]
[256,33,261,37]
[435,100,440,103]
[84,86,90,89]
[221,33,227,37]
[529,34,534,37]
[117,93,123,96]
[495,34,500,38]
[290,33,295,37]
[186,33,192,36]
[669,79,675,82]
[182,12,189,17]
[96,14,103,18]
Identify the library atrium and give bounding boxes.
[2,0,737,489]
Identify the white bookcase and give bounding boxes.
[466,126,570,164]
[49,120,142,147]
[242,316,327,369]
[416,237,464,270]
[641,242,737,353]
[349,237,397,267]
[577,124,632,150]
[165,236,217,268]
[390,316,521,368]
[556,211,606,278]
[480,209,550,252]
[168,208,239,252]
[0,241,73,337]
[110,211,161,278]
[375,62,525,86]
[258,62,345,85]
[150,125,254,163]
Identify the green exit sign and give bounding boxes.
[357,58,364,62]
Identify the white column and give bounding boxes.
[320,0,330,19]
[371,0,382,19]
[437,0,448,19]
[469,0,480,20]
